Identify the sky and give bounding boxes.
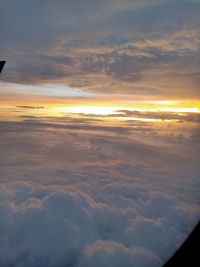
[0,1,200,267]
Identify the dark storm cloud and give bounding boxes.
[0,0,200,98]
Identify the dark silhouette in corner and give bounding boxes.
[162,221,199,267]
[0,61,6,73]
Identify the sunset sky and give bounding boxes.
[0,1,200,267]
[1,0,200,117]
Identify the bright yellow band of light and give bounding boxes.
[0,99,200,123]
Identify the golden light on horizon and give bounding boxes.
[55,105,124,115]
[53,101,200,116]
[0,99,199,122]
[156,107,199,113]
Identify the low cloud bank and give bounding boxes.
[0,181,199,267]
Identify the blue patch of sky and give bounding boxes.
[0,82,97,97]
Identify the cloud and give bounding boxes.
[112,0,200,32]
[0,120,152,137]
[115,110,200,123]
[1,0,200,99]
[16,106,45,109]
[0,119,199,267]
[0,181,198,267]
[79,240,161,267]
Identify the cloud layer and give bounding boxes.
[1,0,200,99]
[0,119,199,267]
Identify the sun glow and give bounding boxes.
[54,102,200,117]
[55,105,124,116]
[0,98,199,123]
